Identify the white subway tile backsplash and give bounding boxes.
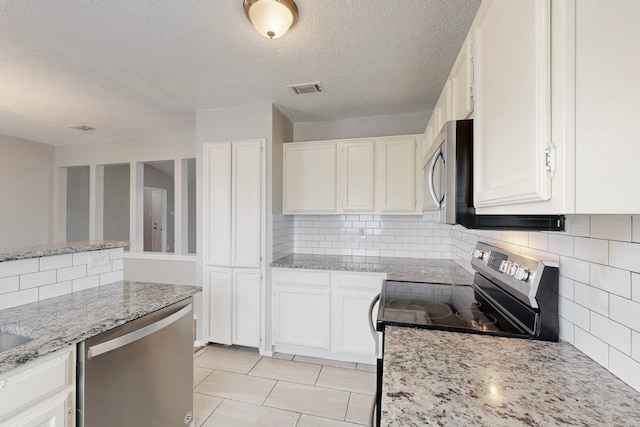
[609,348,640,393]
[559,317,574,344]
[0,258,38,279]
[564,215,590,237]
[112,259,124,271]
[558,276,574,299]
[39,254,72,271]
[633,216,640,243]
[633,273,640,303]
[0,288,38,310]
[609,295,640,331]
[609,241,640,273]
[20,270,57,290]
[559,256,590,283]
[100,270,123,286]
[0,276,19,295]
[57,265,87,282]
[573,237,608,264]
[589,264,631,298]
[574,326,609,368]
[73,275,100,292]
[548,234,574,256]
[88,264,113,276]
[591,215,632,242]
[590,312,632,355]
[559,296,590,330]
[39,281,72,300]
[574,282,609,317]
[528,232,548,251]
[633,331,640,362]
[73,252,90,266]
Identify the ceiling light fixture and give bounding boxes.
[243,0,298,39]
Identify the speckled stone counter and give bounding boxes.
[382,326,640,426]
[271,254,473,285]
[0,281,200,375]
[0,240,129,262]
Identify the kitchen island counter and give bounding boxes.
[0,281,200,375]
[382,326,640,426]
[271,254,473,285]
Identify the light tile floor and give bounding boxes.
[193,344,376,427]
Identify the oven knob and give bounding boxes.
[499,260,511,273]
[471,249,486,260]
[514,266,530,281]
[507,263,519,277]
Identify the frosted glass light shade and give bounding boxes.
[244,0,298,39]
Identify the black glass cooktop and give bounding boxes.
[376,280,530,337]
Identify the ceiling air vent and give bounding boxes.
[288,82,322,95]
[66,124,96,131]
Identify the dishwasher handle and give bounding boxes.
[368,293,380,337]
[87,303,192,359]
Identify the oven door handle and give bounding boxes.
[368,293,380,338]
[429,147,445,208]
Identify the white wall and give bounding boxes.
[0,134,54,249]
[66,166,90,242]
[293,111,429,142]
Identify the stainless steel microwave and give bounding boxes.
[422,120,565,231]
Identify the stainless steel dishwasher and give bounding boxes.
[77,297,194,427]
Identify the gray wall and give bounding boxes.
[293,111,429,142]
[66,166,90,242]
[0,134,53,249]
[103,164,130,242]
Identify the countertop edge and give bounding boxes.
[0,240,130,262]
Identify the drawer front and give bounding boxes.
[332,271,384,290]
[0,348,74,420]
[272,269,331,288]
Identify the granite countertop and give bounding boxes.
[0,240,129,262]
[0,281,200,375]
[271,254,474,285]
[382,326,640,426]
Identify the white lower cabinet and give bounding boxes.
[331,272,381,356]
[272,268,383,363]
[273,269,331,349]
[0,347,75,427]
[204,266,261,348]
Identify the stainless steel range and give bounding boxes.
[372,242,559,425]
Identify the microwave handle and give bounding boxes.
[428,147,445,208]
[368,293,380,338]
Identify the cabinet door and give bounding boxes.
[450,33,474,120]
[434,82,452,134]
[273,270,331,350]
[283,142,338,213]
[340,140,375,212]
[375,137,418,213]
[232,268,261,348]
[574,0,640,213]
[331,272,382,356]
[473,0,552,207]
[203,143,232,266]
[204,267,233,345]
[231,141,263,268]
[0,390,74,427]
[423,117,436,166]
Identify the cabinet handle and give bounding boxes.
[429,147,445,208]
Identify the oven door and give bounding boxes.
[423,141,446,213]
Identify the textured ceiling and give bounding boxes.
[0,0,481,146]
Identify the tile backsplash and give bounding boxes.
[0,248,124,310]
[289,213,452,259]
[451,215,640,393]
[272,213,640,393]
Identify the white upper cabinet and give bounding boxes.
[340,139,375,212]
[283,141,338,214]
[283,135,422,215]
[450,33,474,121]
[472,0,552,209]
[573,0,640,213]
[375,136,420,213]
